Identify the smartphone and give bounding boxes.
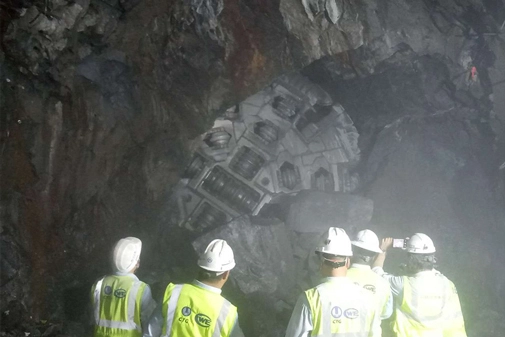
[393,238,406,249]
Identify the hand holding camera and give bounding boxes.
[379,237,409,252]
[393,238,409,249]
[379,238,393,252]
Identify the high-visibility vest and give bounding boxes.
[161,283,238,337]
[347,266,391,337]
[393,274,467,337]
[91,275,147,337]
[305,278,376,337]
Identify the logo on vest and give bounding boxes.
[114,288,127,298]
[363,284,376,294]
[195,313,212,328]
[104,286,113,296]
[331,306,342,318]
[181,306,192,316]
[344,308,359,319]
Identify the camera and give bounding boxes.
[393,238,408,249]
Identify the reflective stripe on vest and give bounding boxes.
[93,278,104,324]
[306,280,372,337]
[161,283,237,337]
[212,299,231,337]
[347,267,391,312]
[404,275,447,323]
[393,274,466,337]
[164,284,183,334]
[347,267,391,337]
[92,275,144,336]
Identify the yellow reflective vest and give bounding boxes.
[91,275,147,337]
[347,265,392,337]
[305,277,377,337]
[161,282,238,337]
[393,273,467,337]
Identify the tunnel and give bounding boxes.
[1,0,505,336]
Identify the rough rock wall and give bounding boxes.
[304,47,505,336]
[1,0,504,333]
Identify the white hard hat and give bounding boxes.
[113,237,142,273]
[316,227,353,257]
[351,229,382,254]
[197,239,236,273]
[406,233,436,254]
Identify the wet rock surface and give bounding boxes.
[1,0,504,336]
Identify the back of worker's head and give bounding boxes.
[405,233,436,273]
[197,239,236,281]
[351,229,382,264]
[351,246,376,264]
[112,237,142,273]
[316,227,353,269]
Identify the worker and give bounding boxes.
[285,227,378,337]
[147,239,244,337]
[347,229,393,336]
[91,237,157,337]
[372,233,467,337]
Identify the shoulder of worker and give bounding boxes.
[123,273,153,290]
[434,271,459,292]
[92,274,107,283]
[91,274,109,289]
[374,271,392,287]
[432,268,443,275]
[298,289,313,306]
[329,277,370,297]
[305,281,369,311]
[317,276,363,287]
[349,267,389,287]
[425,269,452,282]
[372,266,403,282]
[413,269,455,284]
[164,282,180,292]
[224,296,238,312]
[361,266,390,282]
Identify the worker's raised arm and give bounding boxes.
[372,237,393,269]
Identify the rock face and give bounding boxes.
[363,104,505,329]
[286,190,374,233]
[193,216,295,296]
[193,216,296,337]
[307,51,505,336]
[1,0,504,336]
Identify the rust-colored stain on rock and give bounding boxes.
[222,0,270,98]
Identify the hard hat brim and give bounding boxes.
[198,261,236,273]
[406,249,436,254]
[351,240,382,254]
[315,248,353,257]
